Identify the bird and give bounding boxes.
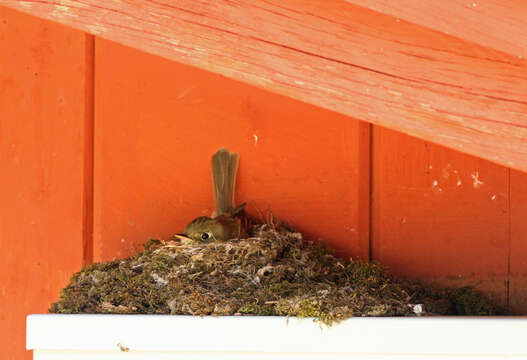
[181,148,248,242]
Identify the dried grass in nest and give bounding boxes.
[50,222,497,324]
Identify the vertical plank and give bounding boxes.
[510,170,527,314]
[372,127,509,307]
[0,7,91,359]
[93,39,370,262]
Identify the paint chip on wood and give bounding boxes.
[442,164,452,179]
[471,171,484,188]
[453,169,462,186]
[432,180,442,193]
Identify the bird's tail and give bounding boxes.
[211,148,240,217]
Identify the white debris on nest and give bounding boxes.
[409,304,424,316]
[151,273,168,287]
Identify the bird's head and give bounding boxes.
[183,216,234,242]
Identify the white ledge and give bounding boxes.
[27,314,527,359]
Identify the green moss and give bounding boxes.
[50,222,501,323]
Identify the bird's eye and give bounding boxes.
[201,233,210,240]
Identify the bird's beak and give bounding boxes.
[174,233,194,242]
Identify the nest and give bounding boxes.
[51,222,496,323]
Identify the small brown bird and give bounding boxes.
[182,148,247,242]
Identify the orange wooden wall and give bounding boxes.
[0,7,92,360]
[93,38,370,261]
[1,7,527,360]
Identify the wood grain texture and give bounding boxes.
[510,170,527,314]
[2,1,527,171]
[0,7,91,360]
[347,0,527,58]
[93,38,370,262]
[372,127,510,307]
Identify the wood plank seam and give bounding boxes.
[83,33,95,265]
[368,123,374,261]
[507,167,511,310]
[357,121,372,260]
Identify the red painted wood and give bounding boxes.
[0,7,91,359]
[372,127,510,307]
[510,170,527,314]
[2,1,527,172]
[347,0,527,58]
[93,38,370,262]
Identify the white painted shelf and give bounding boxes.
[27,314,527,359]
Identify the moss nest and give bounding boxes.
[51,222,497,323]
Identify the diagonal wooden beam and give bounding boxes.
[2,0,527,171]
[347,0,527,59]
